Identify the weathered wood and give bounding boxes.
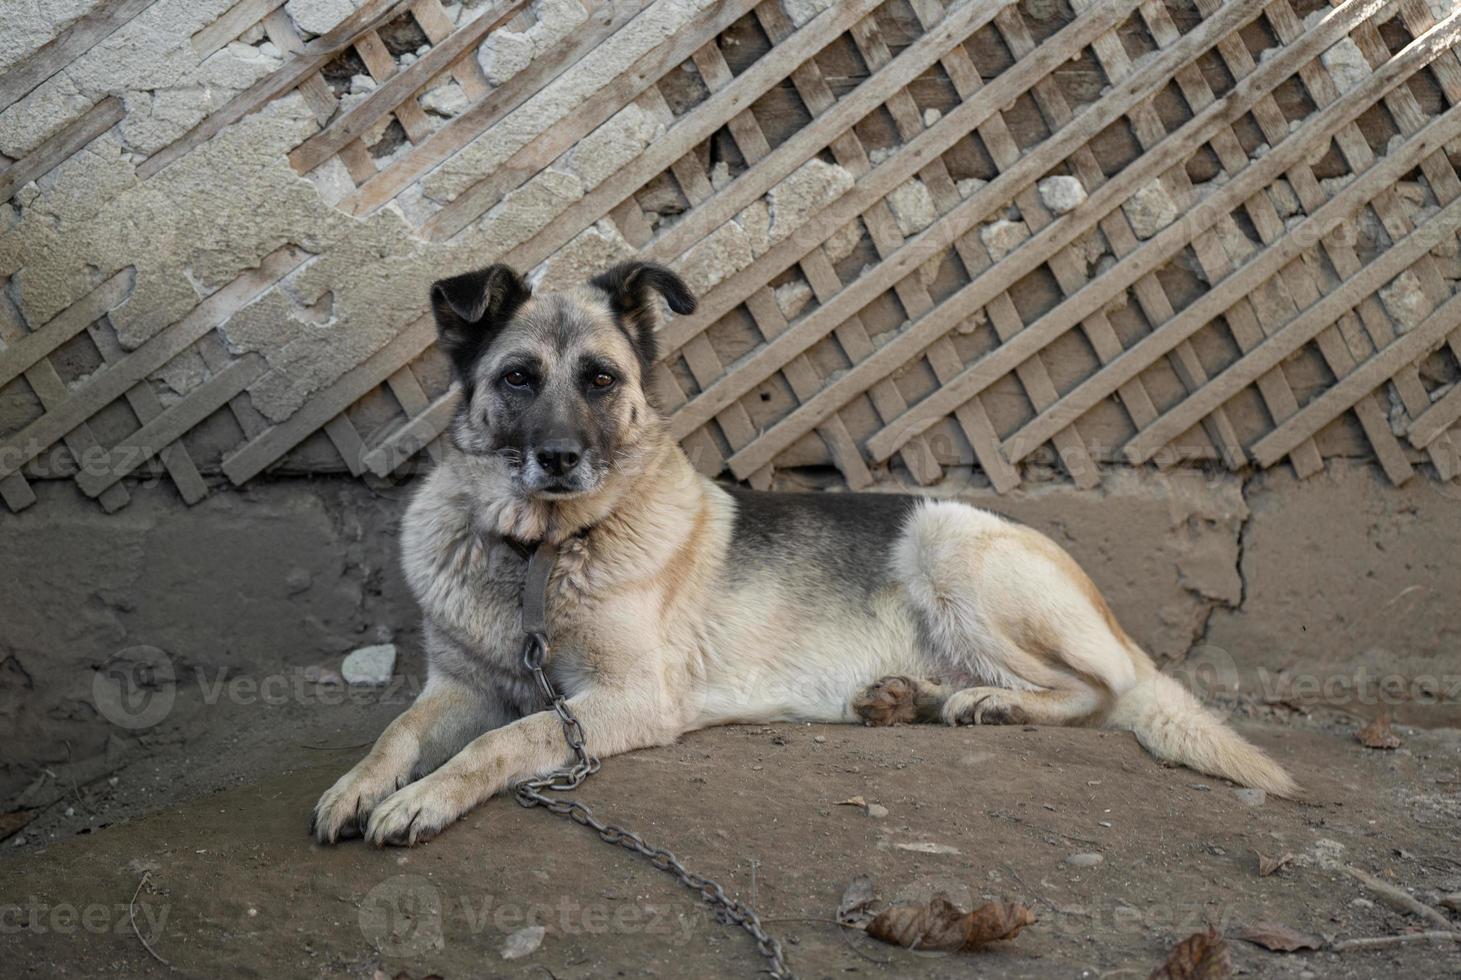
[0,96,124,202]
[192,0,288,60]
[287,0,523,174]
[343,0,650,216]
[0,245,310,482]
[0,0,155,112]
[139,0,415,178]
[86,317,211,504]
[847,0,1440,469]
[0,269,133,390]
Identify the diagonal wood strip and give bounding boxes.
[428,0,883,244]
[643,0,1005,268]
[709,0,1348,476]
[0,268,134,390]
[0,245,311,482]
[657,0,1256,377]
[0,0,155,113]
[192,0,288,61]
[76,355,266,497]
[287,0,526,174]
[1119,172,1461,465]
[850,0,1447,470]
[1252,288,1461,469]
[1408,384,1461,449]
[138,0,414,179]
[87,316,209,504]
[342,0,650,216]
[0,96,125,202]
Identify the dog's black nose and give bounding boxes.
[535,440,582,477]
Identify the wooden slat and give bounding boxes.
[655,0,1246,359]
[0,269,133,390]
[0,96,125,202]
[288,0,522,173]
[0,245,311,482]
[1120,185,1461,465]
[0,280,130,512]
[75,353,265,498]
[1252,289,1461,467]
[0,0,154,112]
[192,0,288,60]
[139,0,414,178]
[835,0,1449,471]
[715,0,1374,475]
[426,0,878,243]
[87,317,210,504]
[342,0,651,216]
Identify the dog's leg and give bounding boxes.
[364,686,676,846]
[939,686,1104,727]
[852,675,952,725]
[311,673,506,843]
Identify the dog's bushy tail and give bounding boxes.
[1106,672,1300,798]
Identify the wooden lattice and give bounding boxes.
[1,0,1460,513]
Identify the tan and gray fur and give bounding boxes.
[312,261,1297,847]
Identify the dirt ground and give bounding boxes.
[2,704,1460,979]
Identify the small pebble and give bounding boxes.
[813,735,826,743]
[1233,788,1267,806]
[1350,897,1375,909]
[1098,820,1112,828]
[1065,852,1104,867]
[866,803,889,819]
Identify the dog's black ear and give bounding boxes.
[589,261,696,368]
[430,264,531,384]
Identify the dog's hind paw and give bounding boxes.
[853,675,927,726]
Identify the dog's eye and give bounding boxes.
[502,370,530,389]
[591,373,616,389]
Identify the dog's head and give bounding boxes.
[430,260,696,500]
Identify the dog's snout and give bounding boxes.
[535,439,582,477]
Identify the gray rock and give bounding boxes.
[1038,175,1087,215]
[1065,852,1104,866]
[342,643,396,686]
[1233,787,1267,806]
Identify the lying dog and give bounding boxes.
[312,260,1296,846]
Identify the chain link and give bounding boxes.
[513,632,793,979]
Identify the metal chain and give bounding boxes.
[513,632,794,980]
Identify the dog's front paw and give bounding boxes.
[311,761,409,844]
[364,772,473,847]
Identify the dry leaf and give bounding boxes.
[0,810,34,841]
[1255,850,1294,877]
[1234,922,1322,952]
[1148,928,1233,979]
[1356,713,1402,750]
[837,875,877,926]
[866,895,1035,952]
[836,796,868,809]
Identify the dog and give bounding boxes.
[311,260,1297,846]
